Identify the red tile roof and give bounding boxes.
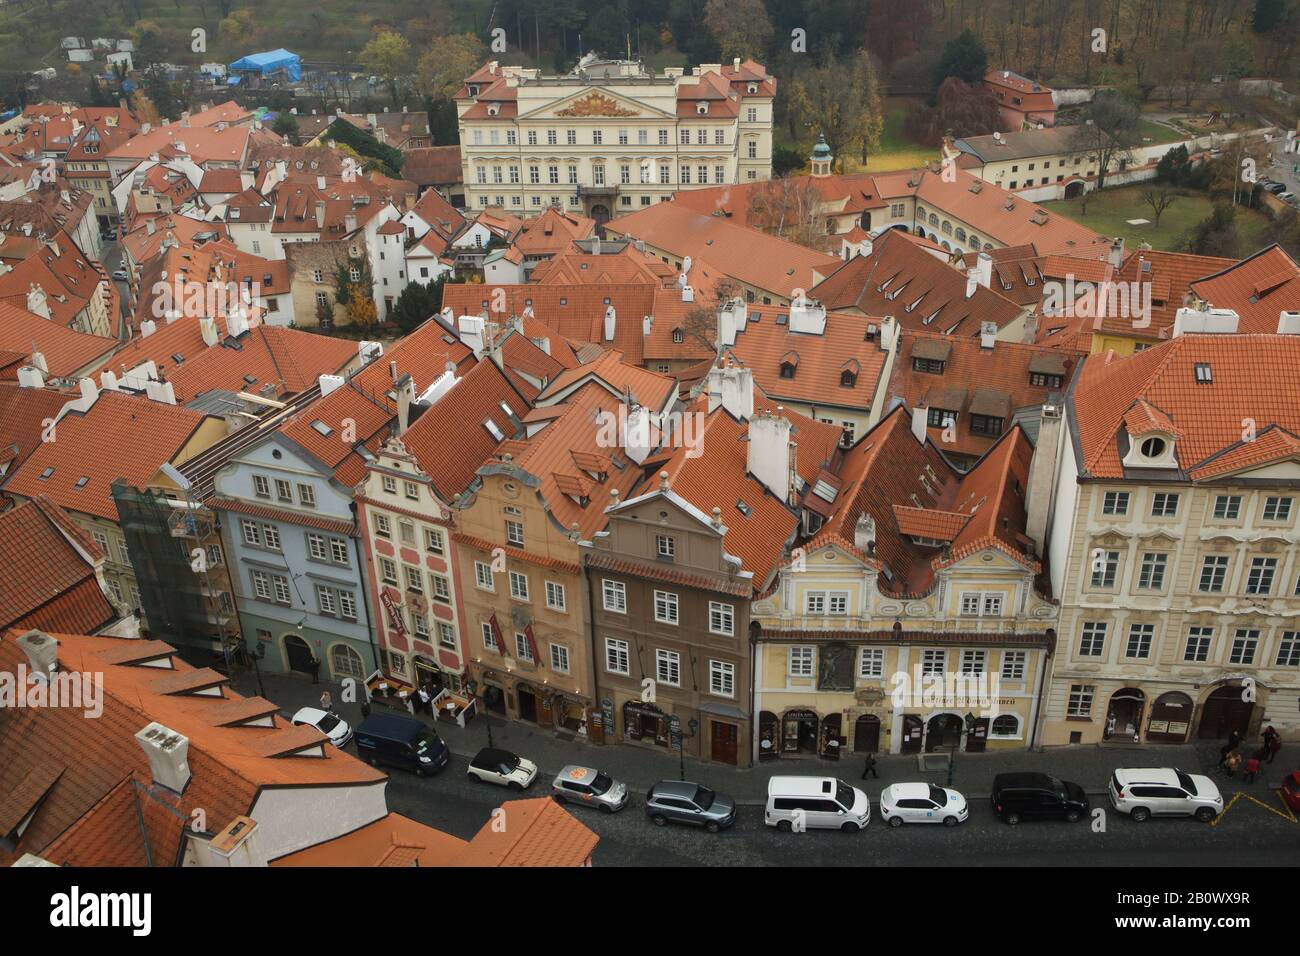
[1188,244,1300,335]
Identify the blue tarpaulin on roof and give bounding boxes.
[228,48,301,82]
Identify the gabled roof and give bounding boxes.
[0,302,117,377]
[401,146,464,186]
[514,206,596,258]
[1188,244,1300,335]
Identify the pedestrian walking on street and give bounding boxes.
[320,690,333,713]
[1243,754,1262,784]
[308,654,321,685]
[861,752,878,780]
[1228,729,1244,752]
[1263,726,1281,763]
[1223,750,1243,778]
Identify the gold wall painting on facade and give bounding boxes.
[556,93,638,117]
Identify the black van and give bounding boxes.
[991,772,1089,824]
[354,713,450,776]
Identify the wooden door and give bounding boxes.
[966,718,989,752]
[517,686,537,723]
[711,721,739,765]
[853,715,881,753]
[1198,687,1254,740]
[901,715,923,753]
[284,635,313,674]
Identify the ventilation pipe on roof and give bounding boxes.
[1278,311,1300,335]
[15,630,58,679]
[980,321,998,349]
[747,408,795,505]
[911,405,929,444]
[603,305,617,342]
[26,283,51,320]
[135,721,192,794]
[16,365,44,388]
[206,816,266,868]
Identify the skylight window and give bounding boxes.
[736,499,751,516]
[813,480,838,502]
[39,467,54,480]
[75,476,89,489]
[311,420,333,437]
[483,418,504,440]
[1194,363,1212,384]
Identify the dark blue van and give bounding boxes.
[354,713,450,776]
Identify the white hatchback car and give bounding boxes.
[290,707,352,748]
[466,747,538,791]
[879,782,969,827]
[1108,768,1222,822]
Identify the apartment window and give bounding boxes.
[1125,623,1154,659]
[960,592,1002,616]
[339,590,357,620]
[709,660,735,697]
[481,623,498,652]
[827,592,848,615]
[548,165,559,184]
[399,521,416,546]
[505,519,524,547]
[1276,632,1300,667]
[526,130,537,145]
[1213,495,1241,520]
[402,481,418,501]
[1150,493,1179,517]
[960,650,987,675]
[1067,684,1095,718]
[659,165,671,184]
[593,165,605,186]
[1137,552,1167,590]
[654,590,679,625]
[697,164,708,184]
[859,647,884,679]
[1029,372,1063,388]
[253,475,270,498]
[1264,496,1293,521]
[654,534,675,560]
[1090,550,1119,589]
[805,591,826,615]
[1230,628,1260,665]
[545,580,566,612]
[656,649,681,686]
[602,579,627,613]
[706,602,734,636]
[432,575,451,603]
[619,164,630,184]
[695,129,707,146]
[425,528,444,555]
[379,557,397,586]
[969,414,1003,438]
[382,475,397,494]
[514,633,534,663]
[568,164,578,184]
[679,165,690,184]
[271,574,291,605]
[1185,627,1213,662]
[1199,555,1229,593]
[509,164,520,183]
[591,130,601,145]
[316,584,337,616]
[1246,557,1277,595]
[374,513,391,538]
[921,649,947,676]
[474,561,494,591]
[789,646,814,678]
[606,638,630,675]
[241,519,262,547]
[1102,491,1129,515]
[508,570,529,601]
[528,165,539,184]
[545,128,557,145]
[1001,651,1027,681]
[307,533,327,561]
[551,643,571,673]
[1079,622,1107,657]
[250,569,272,600]
[927,408,956,429]
[404,565,423,593]
[747,141,757,159]
[437,622,456,649]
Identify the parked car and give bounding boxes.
[991,772,1089,824]
[290,706,352,748]
[552,765,629,813]
[764,775,870,832]
[466,747,537,791]
[1280,192,1296,203]
[353,713,449,776]
[111,268,129,282]
[1281,771,1300,813]
[645,780,736,832]
[1265,182,1288,194]
[1108,767,1222,822]
[879,782,969,827]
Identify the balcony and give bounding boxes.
[576,184,620,198]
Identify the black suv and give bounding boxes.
[991,772,1089,824]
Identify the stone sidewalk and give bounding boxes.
[229,668,1291,805]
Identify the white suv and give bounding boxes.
[1109,768,1222,822]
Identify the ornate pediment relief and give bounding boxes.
[555,92,639,117]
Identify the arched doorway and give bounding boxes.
[283,634,314,674]
[413,655,443,692]
[781,709,819,754]
[482,682,507,715]
[1198,684,1256,740]
[820,714,843,759]
[853,714,881,753]
[1105,688,1145,741]
[758,711,779,760]
[1064,180,1086,199]
[590,203,610,227]
[925,713,963,752]
[900,714,924,753]
[330,643,365,681]
[1148,691,1194,743]
[517,684,539,723]
[966,716,990,752]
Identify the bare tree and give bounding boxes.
[746,176,823,248]
[1139,186,1180,227]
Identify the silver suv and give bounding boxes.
[552,765,629,813]
[645,780,736,832]
[1109,767,1222,822]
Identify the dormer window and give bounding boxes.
[913,357,945,374]
[672,329,684,343]
[780,362,796,379]
[1140,437,1166,458]
[840,370,857,387]
[697,103,708,115]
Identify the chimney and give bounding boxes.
[226,308,250,338]
[26,283,51,320]
[199,316,219,347]
[15,629,58,678]
[458,314,485,354]
[979,321,998,349]
[1279,311,1300,334]
[1172,306,1238,337]
[145,219,156,236]
[965,268,979,299]
[1025,401,1064,553]
[747,409,794,504]
[318,373,345,397]
[140,318,157,337]
[17,365,44,388]
[1108,236,1125,269]
[707,364,755,421]
[788,294,826,334]
[396,374,415,433]
[681,285,695,303]
[145,379,177,405]
[642,314,653,337]
[975,252,993,288]
[100,369,118,391]
[624,404,653,464]
[718,297,747,347]
[206,816,266,868]
[316,175,326,190]
[134,722,192,794]
[315,200,325,228]
[733,57,741,71]
[603,305,616,341]
[344,213,358,233]
[31,351,48,373]
[854,513,876,553]
[911,405,929,443]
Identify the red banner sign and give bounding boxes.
[382,591,406,637]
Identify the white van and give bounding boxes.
[765,776,871,832]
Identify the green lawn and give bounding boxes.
[1042,184,1271,253]
[1134,119,1186,147]
[776,105,940,176]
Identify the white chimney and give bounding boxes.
[911,405,929,443]
[145,219,156,236]
[26,283,51,320]
[603,305,616,341]
[100,369,118,391]
[747,409,794,504]
[858,237,873,258]
[681,284,694,303]
[17,365,44,388]
[206,817,266,868]
[975,252,993,288]
[1108,236,1125,269]
[1279,311,1300,334]
[134,722,192,794]
[624,404,653,465]
[140,318,157,337]
[966,268,979,299]
[226,308,250,338]
[733,57,741,70]
[1025,401,1064,552]
[78,377,98,405]
[718,297,748,347]
[145,379,177,404]
[1172,306,1238,337]
[199,316,219,347]
[788,294,826,335]
[854,513,876,553]
[642,314,653,337]
[416,367,458,406]
[318,373,345,397]
[708,365,755,421]
[458,314,485,354]
[15,630,58,677]
[31,351,48,373]
[980,321,998,349]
